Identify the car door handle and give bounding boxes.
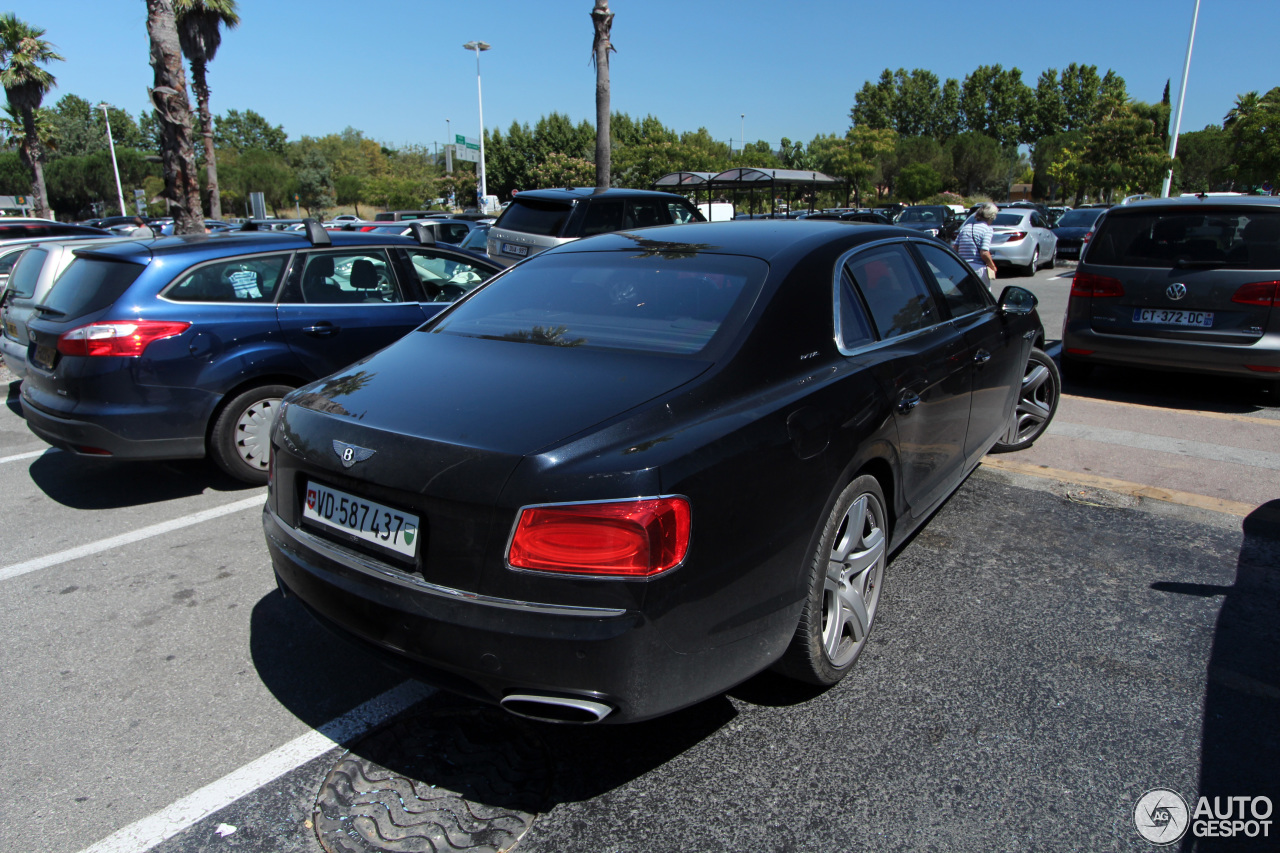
[973,349,991,365]
[897,391,921,414]
[302,323,339,337]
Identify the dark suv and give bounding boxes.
[21,223,500,483]
[1062,196,1280,391]
[486,187,705,267]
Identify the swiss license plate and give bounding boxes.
[31,343,56,370]
[303,481,420,559]
[1133,308,1213,328]
[502,242,529,257]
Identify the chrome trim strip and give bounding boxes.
[267,506,627,617]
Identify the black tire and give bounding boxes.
[1060,355,1093,384]
[990,348,1060,453]
[774,475,888,686]
[1022,246,1040,276]
[209,384,292,484]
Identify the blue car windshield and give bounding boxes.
[428,250,769,355]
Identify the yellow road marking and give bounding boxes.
[1062,394,1279,427]
[980,457,1258,518]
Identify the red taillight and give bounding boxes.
[1070,271,1125,298]
[57,321,191,357]
[508,497,691,577]
[359,225,378,232]
[1231,281,1280,307]
[1004,231,1028,241]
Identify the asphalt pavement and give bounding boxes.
[2,268,1277,853]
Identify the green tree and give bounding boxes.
[948,132,1003,196]
[1032,129,1085,201]
[218,147,291,216]
[850,69,895,130]
[292,148,334,215]
[1030,69,1066,142]
[1174,125,1234,193]
[1227,87,1280,192]
[175,0,240,220]
[215,108,287,155]
[897,162,942,202]
[959,65,1032,147]
[0,12,63,218]
[530,151,595,188]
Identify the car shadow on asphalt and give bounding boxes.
[5,378,20,415]
[250,588,741,809]
[1159,500,1280,851]
[1063,364,1280,416]
[28,452,258,508]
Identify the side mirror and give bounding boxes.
[998,285,1037,316]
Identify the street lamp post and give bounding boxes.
[740,114,745,153]
[1161,0,1201,198]
[462,41,491,208]
[99,103,128,217]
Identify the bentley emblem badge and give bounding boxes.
[332,440,376,468]
[1166,283,1187,301]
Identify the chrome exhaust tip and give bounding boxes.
[500,693,614,724]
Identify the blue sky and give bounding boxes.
[13,0,1280,154]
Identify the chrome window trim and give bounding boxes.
[270,508,627,617]
[832,237,954,357]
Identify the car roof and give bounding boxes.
[539,220,906,263]
[510,187,689,203]
[1118,195,1280,211]
[69,229,424,264]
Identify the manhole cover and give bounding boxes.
[315,708,554,853]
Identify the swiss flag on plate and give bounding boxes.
[307,489,316,510]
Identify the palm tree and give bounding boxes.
[175,0,239,221]
[0,13,63,219]
[1223,91,1259,129]
[591,0,613,189]
[145,0,205,235]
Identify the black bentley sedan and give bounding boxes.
[263,221,1059,723]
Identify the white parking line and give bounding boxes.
[0,493,266,583]
[76,680,436,853]
[0,447,56,464]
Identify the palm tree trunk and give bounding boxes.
[17,109,51,218]
[191,62,220,219]
[145,0,205,235]
[592,0,613,189]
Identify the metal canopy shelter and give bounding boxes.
[653,168,841,216]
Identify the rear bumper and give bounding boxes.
[991,241,1035,266]
[263,505,784,722]
[1062,320,1280,378]
[1,334,25,376]
[20,389,207,459]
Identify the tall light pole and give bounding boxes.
[462,41,491,208]
[99,103,128,217]
[1161,0,1201,197]
[740,114,745,153]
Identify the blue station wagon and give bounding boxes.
[20,222,500,483]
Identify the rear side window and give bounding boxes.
[496,199,574,237]
[165,255,288,303]
[6,248,47,299]
[844,244,941,339]
[39,258,146,319]
[436,222,471,244]
[668,202,698,224]
[430,252,767,355]
[1087,209,1280,269]
[581,201,625,236]
[913,243,989,317]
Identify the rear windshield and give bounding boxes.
[40,257,146,320]
[899,207,947,223]
[993,214,1027,226]
[6,248,48,299]
[1055,209,1103,228]
[494,199,574,237]
[1087,209,1280,269]
[428,251,768,355]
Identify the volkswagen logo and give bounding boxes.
[332,440,376,468]
[1166,283,1187,301]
